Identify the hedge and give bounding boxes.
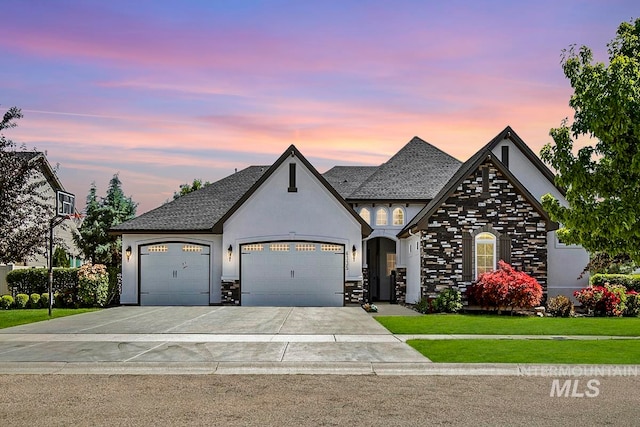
[6,268,80,297]
[590,274,640,292]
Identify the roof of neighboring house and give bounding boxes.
[329,136,462,201]
[322,166,378,199]
[111,166,269,232]
[14,151,65,192]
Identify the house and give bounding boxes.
[0,152,83,295]
[112,127,589,306]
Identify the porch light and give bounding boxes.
[227,244,233,261]
[352,245,357,261]
[125,246,132,262]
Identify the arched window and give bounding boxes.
[475,232,496,278]
[392,208,404,226]
[359,208,371,224]
[375,208,388,226]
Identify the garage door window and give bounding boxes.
[270,243,290,251]
[321,244,342,252]
[296,243,316,251]
[244,244,264,252]
[148,244,168,252]
[182,244,203,252]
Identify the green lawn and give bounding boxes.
[0,309,99,329]
[376,314,640,336]
[408,339,640,364]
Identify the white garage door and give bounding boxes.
[241,242,344,306]
[139,243,210,305]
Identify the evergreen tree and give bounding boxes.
[75,174,137,267]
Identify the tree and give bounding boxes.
[172,178,210,200]
[75,174,137,267]
[540,18,640,262]
[53,246,69,267]
[0,106,53,264]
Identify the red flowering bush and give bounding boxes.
[574,284,632,317]
[468,261,543,313]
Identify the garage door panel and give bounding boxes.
[241,242,344,307]
[140,243,210,306]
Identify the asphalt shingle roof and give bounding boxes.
[112,166,269,232]
[322,166,378,199]
[339,137,462,200]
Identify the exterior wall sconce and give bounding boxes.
[227,244,233,261]
[352,245,357,261]
[125,246,132,262]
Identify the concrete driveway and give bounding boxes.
[0,306,429,374]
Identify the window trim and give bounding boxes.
[288,163,297,192]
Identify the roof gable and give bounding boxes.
[342,137,462,201]
[213,145,372,236]
[323,166,378,198]
[399,149,554,237]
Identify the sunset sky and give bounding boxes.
[2,1,637,214]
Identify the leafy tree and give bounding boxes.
[540,18,640,262]
[0,106,53,264]
[173,178,210,200]
[75,174,137,267]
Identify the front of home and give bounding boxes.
[112,127,589,306]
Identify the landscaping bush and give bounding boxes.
[432,288,463,313]
[574,285,626,316]
[6,268,80,298]
[77,264,109,307]
[413,297,431,314]
[624,291,640,317]
[106,266,121,305]
[590,274,640,292]
[546,295,575,317]
[15,294,29,309]
[40,293,50,308]
[0,295,14,309]
[467,261,543,313]
[28,293,41,309]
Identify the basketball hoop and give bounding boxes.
[65,213,84,220]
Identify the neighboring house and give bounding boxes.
[0,152,83,295]
[112,127,589,306]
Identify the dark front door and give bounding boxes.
[367,238,396,302]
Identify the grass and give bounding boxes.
[408,339,640,364]
[376,314,640,336]
[0,309,99,329]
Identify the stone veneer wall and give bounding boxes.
[344,281,364,305]
[395,267,407,304]
[421,160,548,296]
[362,267,369,303]
[221,280,240,305]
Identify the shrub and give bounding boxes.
[546,295,575,317]
[625,291,640,317]
[77,264,109,307]
[413,297,432,314]
[15,294,29,309]
[28,293,41,309]
[468,261,543,313]
[433,288,463,313]
[6,268,80,298]
[0,295,14,309]
[40,293,50,308]
[574,285,624,316]
[590,274,640,292]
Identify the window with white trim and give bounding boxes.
[392,207,404,226]
[375,208,388,226]
[359,208,371,224]
[475,232,496,278]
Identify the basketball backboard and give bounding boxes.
[56,191,75,217]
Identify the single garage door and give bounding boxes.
[241,242,344,306]
[139,242,210,305]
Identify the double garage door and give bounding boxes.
[139,243,210,305]
[241,242,345,307]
